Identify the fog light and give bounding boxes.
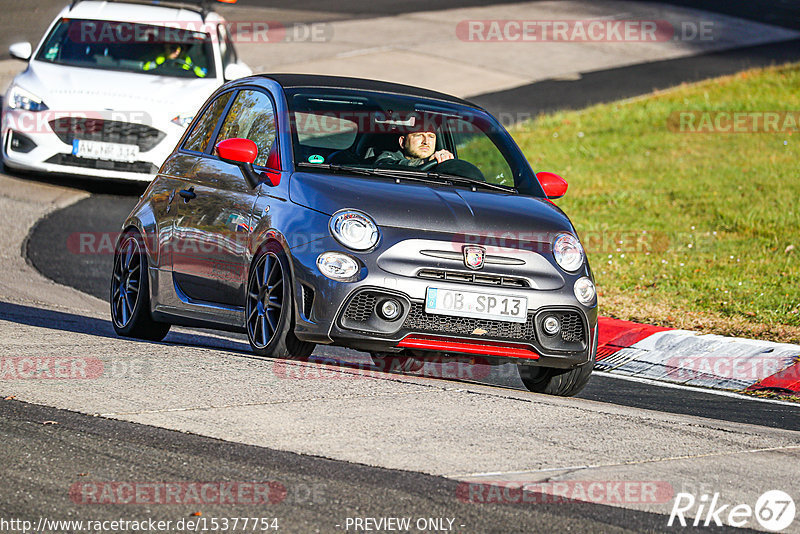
[543,315,560,336]
[9,131,36,153]
[574,277,596,305]
[378,299,401,321]
[317,252,359,281]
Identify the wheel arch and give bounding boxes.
[248,231,306,326]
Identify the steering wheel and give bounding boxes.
[430,159,485,181]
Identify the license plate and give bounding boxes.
[425,287,527,323]
[72,139,139,162]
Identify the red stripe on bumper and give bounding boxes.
[397,335,540,360]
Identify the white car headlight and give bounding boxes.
[7,85,49,111]
[574,277,596,305]
[317,252,359,281]
[171,113,195,128]
[329,210,380,251]
[553,233,584,272]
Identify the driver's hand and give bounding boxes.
[433,149,454,163]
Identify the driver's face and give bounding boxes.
[166,45,182,59]
[402,131,436,159]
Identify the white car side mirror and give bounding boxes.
[224,63,252,81]
[9,42,32,61]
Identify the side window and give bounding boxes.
[183,92,233,153]
[215,89,277,168]
[217,24,236,68]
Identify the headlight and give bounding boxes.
[553,233,584,272]
[574,277,596,305]
[171,113,195,128]
[7,85,49,111]
[329,210,380,251]
[317,252,359,281]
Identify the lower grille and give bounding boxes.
[343,292,376,323]
[302,285,315,319]
[49,118,165,152]
[45,154,157,174]
[560,312,584,343]
[402,302,536,342]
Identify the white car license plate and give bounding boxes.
[425,287,527,323]
[72,139,139,162]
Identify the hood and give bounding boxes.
[10,60,218,118]
[289,171,576,238]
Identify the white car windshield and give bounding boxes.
[35,18,215,79]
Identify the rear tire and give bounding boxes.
[246,242,315,359]
[110,230,170,341]
[518,336,596,397]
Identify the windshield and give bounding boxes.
[35,18,215,78]
[285,88,538,194]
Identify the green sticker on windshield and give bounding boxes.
[308,155,325,164]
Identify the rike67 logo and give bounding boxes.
[668,490,796,531]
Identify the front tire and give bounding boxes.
[110,230,170,341]
[246,243,315,359]
[518,337,597,397]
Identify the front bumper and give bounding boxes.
[1,109,184,182]
[290,232,597,369]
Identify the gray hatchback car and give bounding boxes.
[111,74,598,396]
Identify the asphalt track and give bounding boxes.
[0,399,752,534]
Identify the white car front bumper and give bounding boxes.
[2,108,187,182]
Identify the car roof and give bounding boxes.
[261,74,479,109]
[64,1,223,24]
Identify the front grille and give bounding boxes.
[403,302,536,342]
[45,154,157,174]
[417,269,529,288]
[560,312,584,343]
[344,292,376,323]
[49,118,165,152]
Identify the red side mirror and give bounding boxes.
[537,171,568,199]
[216,137,257,164]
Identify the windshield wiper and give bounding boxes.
[296,162,450,186]
[430,172,516,193]
[296,162,516,193]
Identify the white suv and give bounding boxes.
[2,0,252,181]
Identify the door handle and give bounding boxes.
[179,187,196,202]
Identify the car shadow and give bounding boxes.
[0,299,520,390]
[0,300,250,353]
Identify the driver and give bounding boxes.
[375,130,453,168]
[142,43,207,78]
